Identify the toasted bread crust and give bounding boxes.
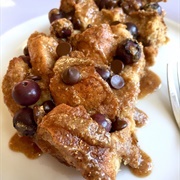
[2,0,167,179]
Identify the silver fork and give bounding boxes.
[167,62,180,130]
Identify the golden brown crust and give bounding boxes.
[127,11,168,47]
[50,56,119,120]
[28,32,58,81]
[55,0,168,66]
[2,57,30,115]
[2,0,168,179]
[2,32,59,116]
[71,24,117,65]
[35,104,120,180]
[50,18,74,40]
[1,56,52,116]
[113,48,145,130]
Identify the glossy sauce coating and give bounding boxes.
[129,150,153,177]
[139,68,161,99]
[9,133,42,159]
[134,107,148,127]
[8,68,159,177]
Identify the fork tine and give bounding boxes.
[167,62,180,129]
[177,62,180,95]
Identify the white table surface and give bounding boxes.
[0,0,179,36]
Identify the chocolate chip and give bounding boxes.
[95,67,110,81]
[111,117,128,132]
[97,0,118,10]
[62,67,80,85]
[23,46,29,56]
[111,60,124,74]
[91,113,112,132]
[48,8,62,23]
[56,42,72,57]
[121,0,142,14]
[73,18,82,30]
[125,22,138,39]
[43,100,55,113]
[109,75,125,89]
[87,24,92,28]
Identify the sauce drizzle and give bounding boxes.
[139,69,161,99]
[134,107,148,127]
[9,133,42,159]
[129,150,153,177]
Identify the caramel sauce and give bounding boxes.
[134,107,148,127]
[129,150,153,177]
[9,133,42,159]
[139,69,161,99]
[7,70,159,176]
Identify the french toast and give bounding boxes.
[2,0,168,179]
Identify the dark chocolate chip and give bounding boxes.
[56,42,72,57]
[87,24,92,28]
[91,113,112,132]
[48,8,62,23]
[111,117,128,132]
[95,67,111,81]
[111,60,124,74]
[62,67,80,85]
[109,75,125,89]
[97,0,118,10]
[125,22,138,39]
[23,46,29,56]
[43,100,55,113]
[73,18,82,30]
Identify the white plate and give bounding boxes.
[0,15,180,180]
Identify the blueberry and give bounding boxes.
[61,28,72,38]
[116,39,141,64]
[13,107,37,136]
[144,3,162,15]
[12,79,41,106]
